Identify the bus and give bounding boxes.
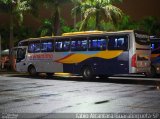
[16,30,151,80]
[150,37,160,77]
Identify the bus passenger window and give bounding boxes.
[55,39,70,52]
[55,41,63,52]
[89,37,107,51]
[28,41,41,53]
[108,36,128,51]
[19,41,28,46]
[71,39,87,51]
[41,41,54,52]
[63,41,70,51]
[71,41,76,51]
[151,44,155,50]
[81,40,87,51]
[151,42,160,54]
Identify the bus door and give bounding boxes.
[16,47,27,72]
[107,35,129,74]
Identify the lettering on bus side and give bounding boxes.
[29,54,53,60]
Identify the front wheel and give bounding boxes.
[82,66,95,80]
[28,65,37,76]
[150,66,157,78]
[145,66,157,78]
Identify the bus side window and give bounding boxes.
[41,41,54,52]
[28,41,41,53]
[151,42,160,54]
[55,39,70,52]
[89,37,107,51]
[71,38,87,51]
[19,41,28,46]
[63,41,70,51]
[108,36,128,51]
[55,41,63,52]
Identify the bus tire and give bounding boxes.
[82,66,95,80]
[151,66,157,78]
[28,65,37,76]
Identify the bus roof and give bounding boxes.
[62,30,135,36]
[62,31,105,36]
[19,30,137,43]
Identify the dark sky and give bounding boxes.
[117,0,160,20]
[0,0,160,28]
[61,0,160,26]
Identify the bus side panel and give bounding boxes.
[151,55,160,74]
[63,64,75,73]
[63,51,129,75]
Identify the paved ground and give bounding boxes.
[0,74,160,118]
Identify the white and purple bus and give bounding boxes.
[16,30,151,80]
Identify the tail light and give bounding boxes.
[131,54,137,68]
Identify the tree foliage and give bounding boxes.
[72,0,123,31]
[0,0,38,69]
[38,18,75,36]
[138,16,160,36]
[40,0,72,35]
[118,15,160,36]
[0,0,36,25]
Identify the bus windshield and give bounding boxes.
[17,48,26,62]
[134,31,150,45]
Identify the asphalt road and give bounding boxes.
[0,74,160,118]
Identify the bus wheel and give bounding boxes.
[46,73,54,78]
[82,66,95,80]
[151,66,157,78]
[28,65,37,76]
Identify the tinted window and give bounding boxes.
[55,39,70,52]
[89,37,107,51]
[151,42,160,54]
[108,36,128,50]
[18,41,28,46]
[28,41,41,53]
[41,41,54,52]
[134,32,150,45]
[71,38,87,51]
[17,48,26,60]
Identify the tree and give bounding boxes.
[72,0,123,31]
[0,0,37,70]
[117,15,139,30]
[41,0,71,36]
[38,19,53,37]
[138,16,160,36]
[38,18,75,37]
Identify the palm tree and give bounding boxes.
[41,0,71,36]
[0,0,37,70]
[71,0,83,29]
[72,0,123,31]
